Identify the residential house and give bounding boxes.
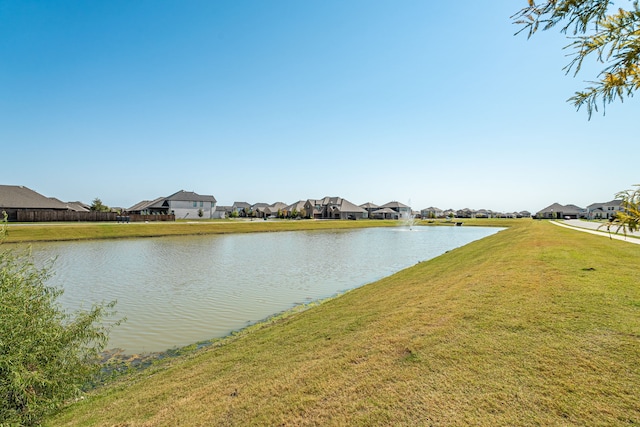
[64,201,91,212]
[251,203,270,218]
[379,201,412,220]
[475,209,496,219]
[305,198,324,219]
[283,200,307,218]
[128,190,217,219]
[370,207,397,219]
[47,197,93,213]
[127,197,168,215]
[166,190,216,219]
[442,209,456,219]
[535,203,585,219]
[0,185,71,221]
[456,208,474,218]
[254,202,287,219]
[231,202,251,217]
[565,204,586,218]
[421,207,443,219]
[265,202,287,218]
[304,197,367,220]
[215,206,233,219]
[359,202,378,218]
[586,200,623,220]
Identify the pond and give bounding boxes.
[29,225,503,354]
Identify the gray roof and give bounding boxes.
[537,203,584,214]
[337,198,367,213]
[381,201,411,209]
[360,202,379,209]
[62,200,90,212]
[263,203,288,214]
[564,204,585,212]
[260,202,287,214]
[285,200,307,211]
[319,196,338,205]
[232,201,251,209]
[0,185,69,210]
[587,200,622,209]
[536,203,565,214]
[270,202,288,210]
[372,207,397,215]
[309,196,367,213]
[166,190,216,203]
[128,197,166,211]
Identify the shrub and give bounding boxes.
[0,244,118,426]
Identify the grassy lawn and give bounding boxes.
[45,219,640,426]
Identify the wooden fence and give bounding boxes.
[124,214,175,222]
[12,210,174,222]
[15,210,117,222]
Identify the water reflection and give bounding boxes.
[29,226,502,353]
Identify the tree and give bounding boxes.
[90,197,110,212]
[0,219,119,425]
[607,184,640,234]
[513,1,640,118]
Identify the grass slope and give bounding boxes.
[47,220,640,426]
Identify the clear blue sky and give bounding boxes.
[2,1,637,213]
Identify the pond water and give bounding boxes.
[29,225,502,354]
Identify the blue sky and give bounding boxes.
[1,1,637,213]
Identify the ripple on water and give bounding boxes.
[29,226,502,353]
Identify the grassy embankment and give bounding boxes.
[3,218,516,243]
[46,219,640,425]
[3,219,408,243]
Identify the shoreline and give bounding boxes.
[1,217,523,244]
[94,297,331,386]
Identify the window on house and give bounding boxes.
[200,201,203,207]
[193,202,197,207]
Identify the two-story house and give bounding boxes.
[128,190,217,219]
[304,197,367,220]
[586,200,623,220]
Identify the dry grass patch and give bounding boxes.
[48,220,640,426]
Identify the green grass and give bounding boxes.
[45,219,640,426]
